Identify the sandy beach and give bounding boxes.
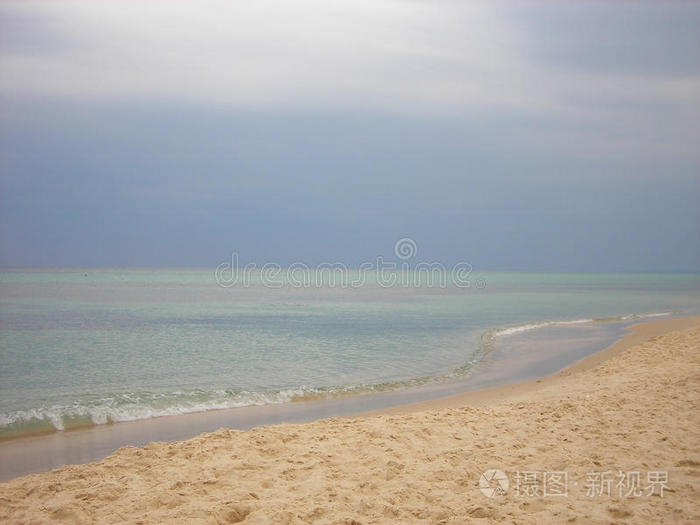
[1,315,698,524]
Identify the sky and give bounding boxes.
[1,0,699,271]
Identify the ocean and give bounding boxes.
[1,269,699,440]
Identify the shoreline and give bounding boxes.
[363,314,700,416]
[2,315,698,523]
[0,314,697,483]
[0,311,677,445]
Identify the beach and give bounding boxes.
[3,0,699,522]
[1,315,698,524]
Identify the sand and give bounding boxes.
[1,316,698,524]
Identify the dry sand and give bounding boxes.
[1,316,698,524]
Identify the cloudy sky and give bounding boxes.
[1,0,699,270]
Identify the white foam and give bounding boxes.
[0,388,313,434]
[492,318,593,338]
[491,311,673,339]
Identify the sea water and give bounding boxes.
[1,269,698,438]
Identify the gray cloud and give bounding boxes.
[498,1,700,77]
[0,1,698,270]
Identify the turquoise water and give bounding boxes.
[1,269,698,438]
